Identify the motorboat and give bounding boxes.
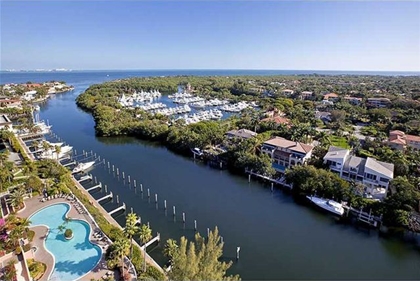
[306,195,344,216]
[72,161,95,174]
[191,147,203,157]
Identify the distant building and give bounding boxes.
[300,91,313,100]
[388,130,420,150]
[282,89,294,96]
[0,115,13,130]
[323,93,339,102]
[343,95,362,105]
[226,129,257,140]
[323,146,394,198]
[367,98,391,108]
[261,137,314,173]
[315,111,332,123]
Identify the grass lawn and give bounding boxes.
[330,136,350,149]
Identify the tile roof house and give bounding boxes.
[300,91,313,100]
[282,89,294,96]
[226,129,257,140]
[261,137,314,173]
[323,146,394,199]
[388,130,420,150]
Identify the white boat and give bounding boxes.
[59,145,73,154]
[45,141,64,147]
[306,195,344,216]
[72,161,95,174]
[191,147,203,157]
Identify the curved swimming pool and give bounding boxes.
[29,203,102,281]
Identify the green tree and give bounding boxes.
[112,238,130,278]
[164,227,240,281]
[124,213,140,258]
[139,224,152,272]
[9,188,26,209]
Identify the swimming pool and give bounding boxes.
[29,203,102,281]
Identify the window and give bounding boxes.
[380,177,389,183]
[365,173,377,181]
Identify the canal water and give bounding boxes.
[2,71,420,280]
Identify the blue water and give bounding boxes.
[29,203,102,281]
[1,69,419,84]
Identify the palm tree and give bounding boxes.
[54,145,61,161]
[124,213,139,258]
[112,238,130,278]
[9,188,26,210]
[163,238,178,262]
[139,224,152,272]
[41,141,52,157]
[0,150,10,168]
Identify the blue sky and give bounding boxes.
[1,1,419,71]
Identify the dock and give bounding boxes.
[245,169,292,189]
[86,183,102,192]
[343,205,381,227]
[70,176,164,272]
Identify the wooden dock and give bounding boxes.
[245,169,292,189]
[343,205,381,227]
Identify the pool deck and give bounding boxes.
[18,196,116,281]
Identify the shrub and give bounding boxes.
[27,230,35,242]
[64,229,73,238]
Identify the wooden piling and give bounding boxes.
[155,194,158,203]
[182,212,185,223]
[194,220,197,231]
[164,200,167,210]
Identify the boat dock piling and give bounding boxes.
[86,182,102,192]
[116,195,120,204]
[140,184,143,193]
[122,171,125,179]
[133,180,136,188]
[97,192,113,203]
[207,228,210,238]
[194,220,197,231]
[182,212,185,223]
[173,206,176,217]
[104,185,108,193]
[128,175,131,183]
[155,194,158,203]
[141,232,160,250]
[94,176,97,184]
[164,200,167,210]
[112,165,114,172]
[63,160,76,167]
[147,189,150,198]
[109,202,126,216]
[78,174,92,183]
[117,168,119,176]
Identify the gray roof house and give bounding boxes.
[323,146,394,199]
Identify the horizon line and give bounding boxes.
[2,68,420,73]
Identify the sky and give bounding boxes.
[1,1,419,71]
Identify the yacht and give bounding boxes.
[306,195,344,216]
[72,161,95,174]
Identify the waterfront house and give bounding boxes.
[22,90,37,101]
[366,98,391,108]
[323,146,394,198]
[261,137,314,173]
[0,115,13,130]
[0,97,22,109]
[226,129,257,140]
[388,130,420,150]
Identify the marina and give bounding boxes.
[3,71,420,280]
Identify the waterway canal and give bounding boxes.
[2,71,420,280]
